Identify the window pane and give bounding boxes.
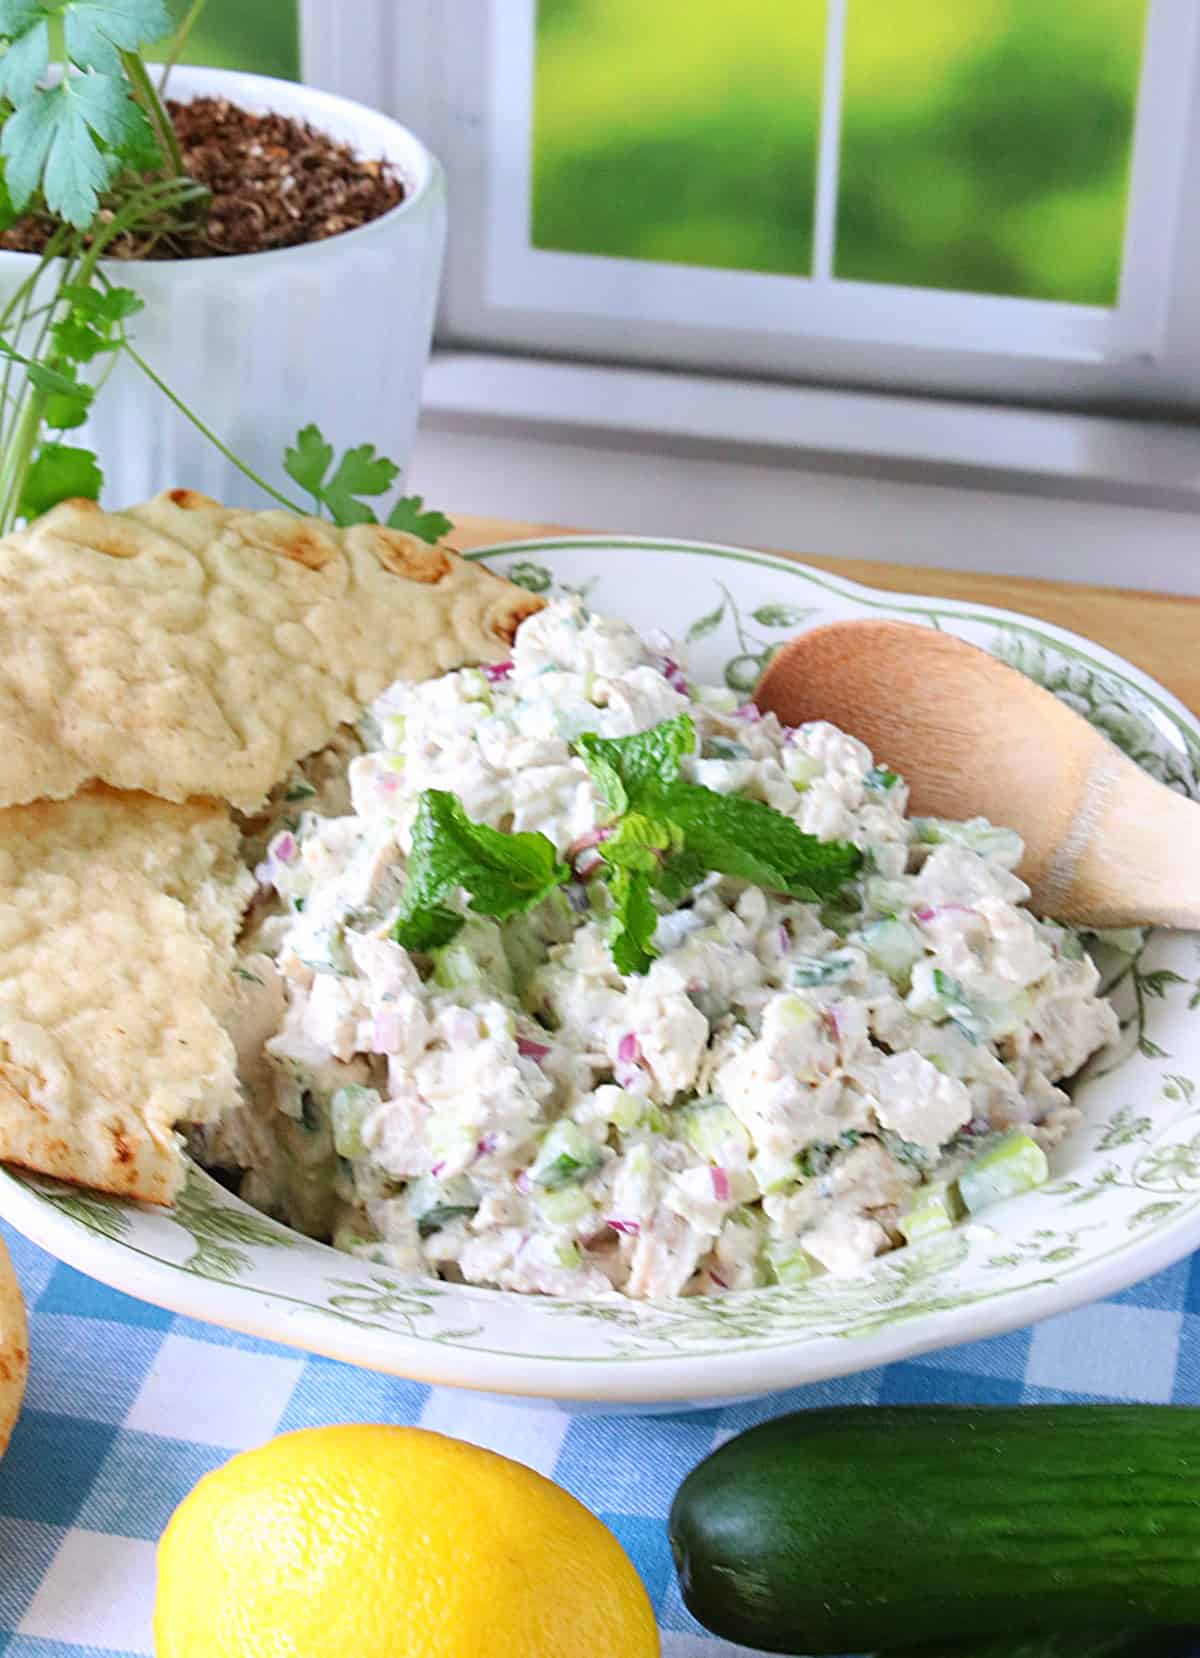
[163,0,300,82]
[836,0,1147,304]
[531,0,826,277]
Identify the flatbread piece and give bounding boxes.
[0,491,543,811]
[0,1235,27,1459]
[0,787,254,1203]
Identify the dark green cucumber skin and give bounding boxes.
[668,1406,1200,1655]
[896,1631,1199,1658]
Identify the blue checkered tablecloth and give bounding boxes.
[3,1217,1199,1658]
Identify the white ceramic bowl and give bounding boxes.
[2,536,1197,1411]
[0,66,447,509]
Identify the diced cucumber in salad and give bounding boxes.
[213,599,1120,1300]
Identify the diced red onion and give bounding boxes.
[376,769,401,793]
[915,902,977,924]
[475,1134,499,1159]
[617,1032,640,1066]
[517,1035,551,1062]
[660,657,690,695]
[709,1270,729,1289]
[710,1166,731,1202]
[568,826,613,859]
[430,1160,446,1178]
[606,1218,640,1236]
[515,1171,532,1194]
[733,702,762,723]
[270,832,297,863]
[822,1006,842,1042]
[483,660,514,683]
[775,925,790,955]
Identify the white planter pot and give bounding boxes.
[0,65,447,511]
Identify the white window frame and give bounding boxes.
[304,0,1200,414]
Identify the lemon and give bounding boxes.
[155,1423,659,1658]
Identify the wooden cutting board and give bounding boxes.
[450,513,1200,717]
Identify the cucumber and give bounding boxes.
[895,1633,1197,1658]
[668,1406,1200,1654]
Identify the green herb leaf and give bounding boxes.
[651,779,862,901]
[600,811,678,875]
[0,13,48,107]
[606,864,659,976]
[18,441,101,519]
[52,316,114,362]
[392,789,569,952]
[62,0,173,75]
[320,442,400,526]
[283,423,334,503]
[58,282,142,322]
[386,493,453,545]
[574,713,696,811]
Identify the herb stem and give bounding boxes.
[122,341,308,513]
[158,0,209,95]
[121,49,187,180]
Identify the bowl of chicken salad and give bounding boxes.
[3,536,1198,1408]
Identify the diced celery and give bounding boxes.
[530,1120,604,1188]
[330,1085,380,1160]
[539,1185,593,1226]
[864,765,900,791]
[294,923,352,976]
[751,1149,800,1194]
[864,876,913,915]
[432,918,513,993]
[679,1099,752,1163]
[598,1087,647,1133]
[956,1132,1049,1214]
[695,685,740,712]
[1060,929,1086,961]
[765,1240,819,1286]
[704,736,751,761]
[898,1181,965,1243]
[912,816,1024,869]
[791,949,858,988]
[773,993,817,1030]
[1089,925,1146,955]
[783,750,824,791]
[408,1174,479,1237]
[554,1241,583,1270]
[459,667,491,704]
[379,712,406,748]
[862,917,922,983]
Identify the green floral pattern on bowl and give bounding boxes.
[1,536,1197,1408]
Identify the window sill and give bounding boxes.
[422,350,1200,512]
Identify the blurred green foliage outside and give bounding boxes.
[162,0,299,83]
[533,0,1147,306]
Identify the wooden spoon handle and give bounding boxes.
[1050,747,1200,929]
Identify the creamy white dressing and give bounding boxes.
[202,600,1120,1299]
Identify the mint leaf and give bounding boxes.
[607,865,659,976]
[599,812,679,876]
[393,789,569,951]
[386,494,453,545]
[575,713,696,811]
[654,780,861,900]
[19,442,102,519]
[283,423,333,504]
[321,442,400,526]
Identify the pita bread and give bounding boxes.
[0,491,543,812]
[0,787,254,1203]
[0,1236,27,1459]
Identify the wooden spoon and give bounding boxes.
[754,619,1200,929]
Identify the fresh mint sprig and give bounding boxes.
[573,713,862,974]
[392,789,569,952]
